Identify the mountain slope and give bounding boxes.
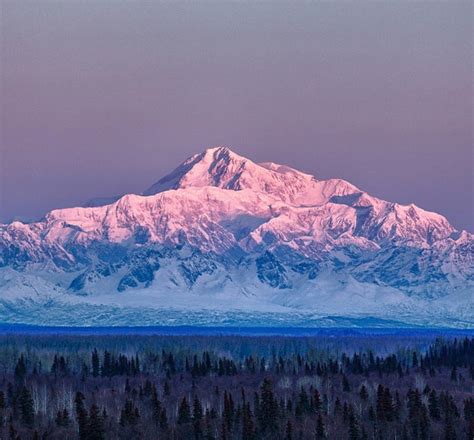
[0,147,472,327]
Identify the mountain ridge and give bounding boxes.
[0,146,472,327]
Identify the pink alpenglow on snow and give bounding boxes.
[0,147,472,328]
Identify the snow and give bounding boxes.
[0,146,472,327]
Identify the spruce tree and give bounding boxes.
[313,389,322,413]
[151,388,162,425]
[428,390,440,420]
[342,375,351,392]
[359,385,368,401]
[75,392,89,440]
[296,387,309,417]
[88,404,105,440]
[14,355,27,384]
[178,396,191,425]
[285,420,293,440]
[258,379,278,433]
[0,391,5,427]
[19,386,34,428]
[159,407,168,431]
[204,409,215,440]
[193,396,203,439]
[55,410,63,427]
[120,399,139,426]
[450,366,458,382]
[315,414,325,439]
[347,405,360,440]
[91,349,100,378]
[242,403,255,440]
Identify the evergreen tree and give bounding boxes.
[342,375,351,392]
[450,366,458,382]
[75,392,89,440]
[101,351,112,378]
[428,390,441,420]
[91,349,100,378]
[296,387,310,417]
[88,404,105,440]
[242,403,255,440]
[348,405,360,440]
[0,391,5,427]
[120,399,140,426]
[150,387,162,425]
[359,385,368,401]
[204,409,215,440]
[19,386,34,428]
[55,410,64,427]
[285,420,293,440]
[178,396,191,425]
[412,352,418,368]
[222,391,235,433]
[258,379,278,433]
[444,416,457,440]
[62,408,70,427]
[163,381,171,396]
[193,396,203,439]
[407,389,430,440]
[159,407,168,431]
[315,414,325,439]
[313,389,322,413]
[376,385,393,422]
[14,355,27,384]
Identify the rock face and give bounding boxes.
[0,147,472,327]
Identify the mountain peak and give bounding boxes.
[143,146,317,200]
[199,146,251,176]
[202,145,234,157]
[198,146,242,166]
[142,145,250,195]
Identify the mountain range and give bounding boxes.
[0,147,472,327]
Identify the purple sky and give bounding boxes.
[1,1,472,231]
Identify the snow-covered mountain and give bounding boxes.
[0,147,472,327]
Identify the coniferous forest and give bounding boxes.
[0,332,472,440]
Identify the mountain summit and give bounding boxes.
[0,147,472,327]
[143,146,339,205]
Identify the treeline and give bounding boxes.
[0,336,472,439]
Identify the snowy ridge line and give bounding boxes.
[0,146,472,327]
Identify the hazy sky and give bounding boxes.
[1,1,472,231]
